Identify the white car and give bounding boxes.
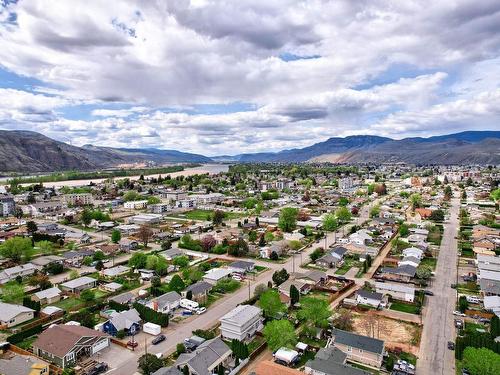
[453,311,466,317]
[195,307,207,315]
[232,275,243,281]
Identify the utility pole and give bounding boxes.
[292,253,295,273]
[248,279,251,300]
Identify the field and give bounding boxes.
[390,301,420,314]
[173,209,243,221]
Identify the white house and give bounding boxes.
[219,305,264,341]
[355,290,383,308]
[124,200,148,210]
[0,302,35,327]
[375,282,415,303]
[203,268,233,284]
[402,247,424,260]
[147,291,181,314]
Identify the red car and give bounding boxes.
[127,340,138,348]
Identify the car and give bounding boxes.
[87,363,108,375]
[453,311,466,317]
[182,310,193,316]
[424,290,434,296]
[454,319,464,328]
[447,341,455,350]
[232,275,243,281]
[478,317,490,324]
[462,368,470,375]
[127,340,138,348]
[451,283,457,289]
[195,307,207,315]
[152,334,166,345]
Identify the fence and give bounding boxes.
[8,343,63,375]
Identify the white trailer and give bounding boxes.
[274,348,300,365]
[143,322,162,336]
[180,298,199,310]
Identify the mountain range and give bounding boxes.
[0,130,498,172]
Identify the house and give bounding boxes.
[228,260,255,274]
[402,247,424,260]
[124,200,148,210]
[40,306,64,317]
[147,291,181,314]
[119,238,139,252]
[101,282,122,293]
[203,268,233,284]
[0,353,49,375]
[219,305,264,341]
[63,193,92,206]
[255,360,303,375]
[103,308,141,336]
[349,230,372,246]
[33,324,110,368]
[279,279,311,297]
[108,291,136,305]
[128,213,162,225]
[330,329,385,368]
[160,247,184,260]
[398,256,420,268]
[355,290,384,308]
[297,270,327,285]
[483,295,500,317]
[152,367,183,375]
[0,263,38,284]
[60,276,97,294]
[31,255,65,268]
[0,302,35,327]
[32,286,62,304]
[98,244,119,256]
[407,234,427,244]
[183,281,213,303]
[379,265,416,282]
[415,208,432,220]
[375,282,415,303]
[305,346,371,375]
[316,247,348,268]
[174,337,233,375]
[62,249,94,266]
[102,265,130,278]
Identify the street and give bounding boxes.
[417,197,459,375]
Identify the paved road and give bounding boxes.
[417,197,459,375]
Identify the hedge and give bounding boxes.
[133,302,169,327]
[7,324,43,344]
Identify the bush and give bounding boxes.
[7,324,43,344]
[133,302,169,327]
[116,330,126,339]
[108,300,129,312]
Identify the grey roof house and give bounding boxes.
[174,337,233,375]
[330,329,385,368]
[305,346,370,375]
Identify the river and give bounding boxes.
[0,164,230,188]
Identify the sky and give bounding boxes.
[0,0,499,156]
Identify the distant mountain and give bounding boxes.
[227,131,500,164]
[0,130,211,172]
[0,130,498,172]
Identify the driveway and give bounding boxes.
[417,197,459,375]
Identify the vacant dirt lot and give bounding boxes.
[352,312,421,354]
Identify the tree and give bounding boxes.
[491,315,500,338]
[335,207,352,223]
[429,209,445,222]
[254,283,268,298]
[369,205,381,218]
[169,274,185,293]
[80,289,95,302]
[410,193,422,211]
[399,224,409,237]
[263,320,298,352]
[332,308,354,331]
[137,225,153,247]
[28,273,52,290]
[297,297,331,328]
[69,270,79,279]
[111,229,121,244]
[248,230,257,242]
[95,260,104,271]
[138,353,163,375]
[278,207,298,233]
[310,247,325,262]
[272,268,289,286]
[26,221,38,234]
[290,284,300,305]
[259,289,286,318]
[462,347,500,375]
[228,238,249,257]
[366,254,372,267]
[322,213,338,231]
[416,265,433,280]
[0,237,34,263]
[375,183,387,196]
[1,282,24,303]
[161,240,172,251]
[182,365,189,375]
[93,250,105,261]
[80,208,92,226]
[176,343,186,356]
[444,185,452,200]
[458,295,469,313]
[212,210,225,225]
[258,234,266,247]
[173,255,190,268]
[264,231,275,243]
[201,235,217,252]
[269,251,279,261]
[36,240,54,254]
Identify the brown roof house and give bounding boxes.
[33,324,110,368]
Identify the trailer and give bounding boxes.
[180,298,199,310]
[143,322,162,336]
[274,348,300,365]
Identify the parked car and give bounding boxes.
[454,319,464,329]
[127,340,138,348]
[87,363,108,375]
[182,310,193,316]
[478,317,490,324]
[152,334,166,345]
[447,341,455,350]
[424,290,434,296]
[453,311,466,317]
[195,307,207,315]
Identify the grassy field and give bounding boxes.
[390,301,420,314]
[173,209,244,221]
[420,257,437,270]
[335,257,361,275]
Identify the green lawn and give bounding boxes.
[390,301,421,314]
[173,209,244,221]
[420,257,437,270]
[54,296,85,311]
[335,257,361,275]
[16,336,38,350]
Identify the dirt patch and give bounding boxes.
[352,313,421,354]
[240,349,273,375]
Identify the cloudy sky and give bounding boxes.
[0,0,499,156]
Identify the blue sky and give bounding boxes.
[0,0,499,155]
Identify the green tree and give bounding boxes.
[0,237,34,263]
[138,353,164,375]
[490,315,500,338]
[147,196,161,205]
[93,250,105,261]
[399,224,409,237]
[416,265,433,280]
[36,240,54,254]
[410,193,422,210]
[259,289,287,318]
[429,209,445,222]
[322,213,338,231]
[173,255,190,268]
[161,240,172,250]
[168,274,186,293]
[263,320,298,351]
[272,268,289,286]
[278,207,299,232]
[26,221,38,234]
[290,284,300,305]
[369,205,381,218]
[458,295,469,313]
[128,252,147,269]
[1,282,24,303]
[297,297,331,328]
[80,289,95,302]
[462,347,500,375]
[111,229,121,244]
[264,231,275,243]
[335,207,352,223]
[80,208,92,226]
[212,210,225,225]
[310,247,325,262]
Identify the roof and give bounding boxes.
[332,246,348,257]
[302,270,327,283]
[254,360,303,375]
[0,354,48,375]
[229,260,255,269]
[305,347,370,375]
[40,306,64,315]
[33,286,62,300]
[156,291,181,309]
[375,282,415,294]
[0,302,34,321]
[108,291,135,304]
[381,264,417,277]
[151,367,183,375]
[109,308,141,331]
[175,337,231,375]
[60,276,97,289]
[220,305,262,325]
[33,324,108,358]
[356,289,383,301]
[333,328,384,354]
[203,268,233,280]
[480,278,500,295]
[186,281,213,295]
